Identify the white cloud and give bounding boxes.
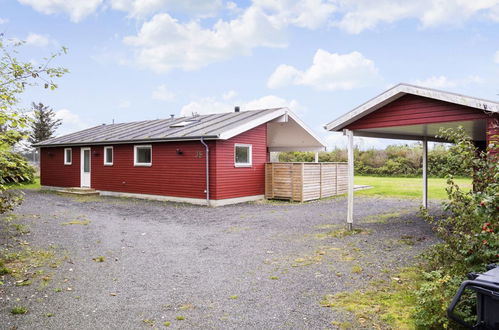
[333,0,499,34]
[180,93,304,117]
[494,50,499,63]
[123,7,287,72]
[0,18,8,24]
[17,0,103,23]
[25,33,52,47]
[412,75,483,89]
[151,84,175,101]
[254,0,336,29]
[109,0,223,18]
[55,108,89,135]
[267,49,380,90]
[222,90,237,100]
[117,100,131,108]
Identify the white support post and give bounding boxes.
[345,129,354,230]
[422,137,428,209]
[314,152,319,163]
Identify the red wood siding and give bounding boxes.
[90,141,211,199]
[39,124,269,201]
[211,124,268,200]
[345,94,490,130]
[40,147,80,187]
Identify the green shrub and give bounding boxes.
[278,143,468,177]
[415,127,498,328]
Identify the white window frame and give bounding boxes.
[103,146,113,166]
[64,148,72,165]
[134,145,152,167]
[234,143,252,167]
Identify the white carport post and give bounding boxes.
[345,129,354,230]
[314,152,319,163]
[422,137,428,208]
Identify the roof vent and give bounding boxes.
[170,114,174,120]
[234,106,240,112]
[170,120,199,128]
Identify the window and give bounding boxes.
[104,146,113,166]
[234,144,252,167]
[134,145,152,166]
[64,148,72,165]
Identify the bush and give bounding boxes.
[415,127,498,328]
[278,143,469,177]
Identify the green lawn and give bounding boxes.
[6,177,41,190]
[8,176,472,200]
[355,176,472,200]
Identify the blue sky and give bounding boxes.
[2,0,499,149]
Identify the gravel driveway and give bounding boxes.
[1,191,439,329]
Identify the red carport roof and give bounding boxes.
[324,83,499,142]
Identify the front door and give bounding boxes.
[80,148,91,187]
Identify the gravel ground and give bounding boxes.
[0,191,440,329]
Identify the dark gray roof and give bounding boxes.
[35,108,284,147]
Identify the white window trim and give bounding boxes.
[103,146,113,166]
[134,145,152,167]
[234,143,252,167]
[64,148,72,165]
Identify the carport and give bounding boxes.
[325,83,499,229]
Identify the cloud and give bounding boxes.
[55,108,89,135]
[254,0,336,29]
[222,90,237,100]
[495,50,499,63]
[332,0,499,34]
[179,93,305,117]
[123,7,287,72]
[17,0,103,23]
[0,18,8,24]
[267,49,380,90]
[412,75,483,89]
[109,0,223,18]
[151,84,175,101]
[25,33,53,47]
[117,100,131,108]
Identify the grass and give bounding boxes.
[61,219,91,226]
[7,177,41,190]
[321,267,421,329]
[355,175,472,199]
[11,306,28,315]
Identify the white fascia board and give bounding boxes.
[268,146,325,152]
[219,108,287,140]
[285,110,327,148]
[324,83,499,132]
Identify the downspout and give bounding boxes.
[200,137,210,207]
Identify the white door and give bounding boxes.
[80,148,91,187]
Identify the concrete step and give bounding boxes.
[56,187,100,196]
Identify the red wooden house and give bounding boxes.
[35,108,325,206]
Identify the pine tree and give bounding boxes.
[28,102,62,145]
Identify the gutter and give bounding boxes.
[200,137,210,207]
[33,135,220,148]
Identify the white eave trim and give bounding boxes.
[324,83,499,132]
[219,108,327,149]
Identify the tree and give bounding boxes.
[28,102,61,145]
[0,34,67,213]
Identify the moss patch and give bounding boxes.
[314,228,371,240]
[62,219,90,225]
[320,267,421,329]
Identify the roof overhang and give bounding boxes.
[325,83,499,132]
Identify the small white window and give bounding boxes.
[64,148,72,165]
[104,146,113,166]
[234,144,252,167]
[134,145,152,167]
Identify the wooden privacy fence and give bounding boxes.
[265,162,348,202]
